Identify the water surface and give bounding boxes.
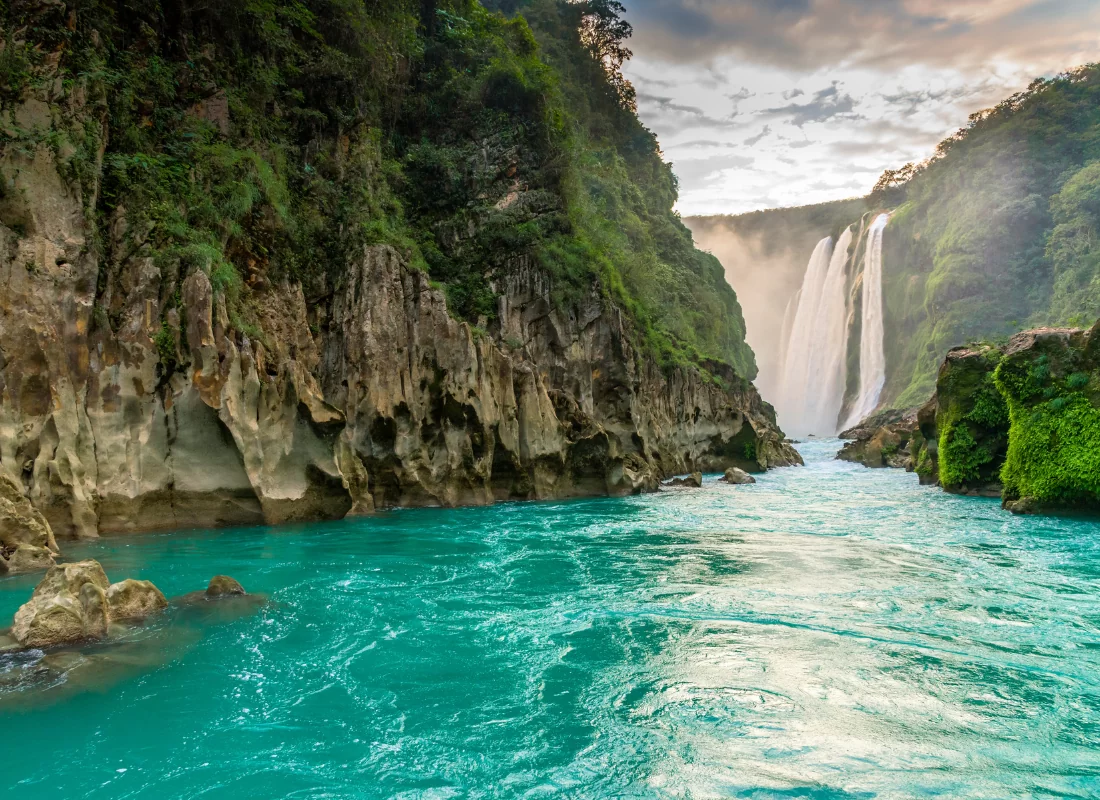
[3,441,1099,798]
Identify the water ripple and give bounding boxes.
[2,440,1100,798]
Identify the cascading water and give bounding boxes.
[776,229,852,437]
[804,225,853,433]
[777,291,799,379]
[844,213,890,428]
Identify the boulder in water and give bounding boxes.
[664,472,702,488]
[1004,496,1040,515]
[10,561,171,649]
[720,467,756,485]
[206,575,246,597]
[106,579,168,621]
[12,561,111,649]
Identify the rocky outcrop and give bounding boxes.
[0,86,798,538]
[0,471,59,574]
[837,408,917,469]
[12,561,111,648]
[996,324,1100,514]
[839,324,1100,516]
[930,344,1010,496]
[663,472,702,488]
[10,560,169,648]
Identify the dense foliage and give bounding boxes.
[934,347,1009,490]
[0,0,755,377]
[995,337,1100,505]
[879,66,1100,406]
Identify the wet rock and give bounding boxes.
[720,467,756,485]
[106,579,168,621]
[664,472,702,488]
[9,561,170,648]
[206,575,246,597]
[12,561,111,649]
[0,544,56,576]
[1004,496,1040,515]
[837,409,919,470]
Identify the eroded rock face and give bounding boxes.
[12,561,111,648]
[0,85,799,538]
[0,471,59,574]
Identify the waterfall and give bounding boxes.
[776,232,851,436]
[805,225,853,433]
[777,290,799,379]
[843,213,890,428]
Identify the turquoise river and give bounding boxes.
[2,441,1100,798]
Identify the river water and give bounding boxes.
[2,441,1099,798]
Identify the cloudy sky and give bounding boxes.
[621,0,1100,215]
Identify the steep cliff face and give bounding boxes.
[0,100,798,538]
[0,0,802,542]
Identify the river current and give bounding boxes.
[2,441,1099,798]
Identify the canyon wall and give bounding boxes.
[0,89,798,539]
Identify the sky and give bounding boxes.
[621,0,1100,216]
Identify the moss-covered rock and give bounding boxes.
[908,396,940,485]
[995,324,1100,512]
[934,345,1010,496]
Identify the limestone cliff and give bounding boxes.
[0,92,799,539]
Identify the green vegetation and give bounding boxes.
[876,66,1100,406]
[995,335,1100,504]
[0,0,755,378]
[934,346,1009,490]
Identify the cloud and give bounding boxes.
[762,83,861,126]
[619,0,1100,215]
[670,154,757,186]
[744,125,772,146]
[622,0,1100,73]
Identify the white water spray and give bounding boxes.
[844,213,890,428]
[776,230,852,436]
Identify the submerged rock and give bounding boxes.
[720,467,756,485]
[206,575,246,597]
